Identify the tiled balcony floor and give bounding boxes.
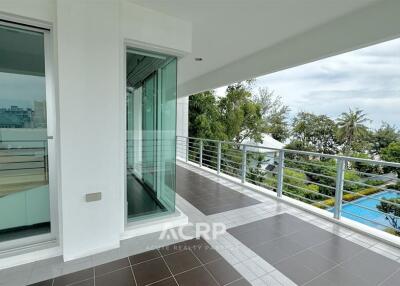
[30,238,250,286]
[228,213,400,286]
[176,165,261,215]
[3,162,400,286]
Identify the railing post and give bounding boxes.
[241,145,247,183]
[217,141,221,175]
[199,140,203,167]
[277,150,285,197]
[186,137,189,162]
[334,158,346,219]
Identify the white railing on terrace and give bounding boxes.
[176,136,400,237]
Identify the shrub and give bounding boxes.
[315,187,380,209]
[364,179,385,186]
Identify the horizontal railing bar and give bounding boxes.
[342,199,400,221]
[283,182,334,199]
[248,166,278,175]
[246,177,277,190]
[352,169,399,182]
[246,170,276,183]
[284,174,336,190]
[221,157,241,165]
[284,166,336,181]
[177,135,400,168]
[220,163,241,172]
[282,189,333,208]
[284,158,337,171]
[343,179,400,194]
[343,189,400,208]
[341,209,399,232]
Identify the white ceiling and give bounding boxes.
[130,0,396,96]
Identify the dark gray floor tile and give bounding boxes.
[318,266,374,286]
[176,166,260,215]
[304,276,337,286]
[175,266,218,286]
[310,236,365,263]
[95,258,130,276]
[286,227,336,249]
[132,257,171,286]
[28,280,53,286]
[230,228,282,247]
[95,267,134,286]
[380,269,400,286]
[150,277,178,286]
[205,259,242,286]
[227,278,252,286]
[275,257,319,285]
[53,268,94,286]
[159,238,203,256]
[163,250,201,275]
[340,250,400,285]
[130,249,160,264]
[191,242,222,264]
[288,249,337,274]
[70,279,94,286]
[276,235,305,253]
[252,242,291,265]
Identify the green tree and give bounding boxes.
[290,112,339,154]
[381,142,400,176]
[351,153,382,174]
[377,198,400,235]
[219,82,265,143]
[337,109,370,154]
[253,88,290,142]
[189,91,225,140]
[370,122,399,155]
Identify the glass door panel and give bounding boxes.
[126,48,177,220]
[142,75,156,191]
[0,24,50,242]
[157,59,177,211]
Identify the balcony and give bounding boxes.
[3,137,399,285]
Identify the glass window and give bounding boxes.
[0,24,50,242]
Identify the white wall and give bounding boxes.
[0,0,192,261]
[176,97,189,160]
[56,0,191,261]
[176,97,189,138]
[56,0,122,260]
[0,0,55,23]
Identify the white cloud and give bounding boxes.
[252,37,400,129]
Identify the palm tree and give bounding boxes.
[337,109,370,154]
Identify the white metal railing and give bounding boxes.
[176,135,400,237]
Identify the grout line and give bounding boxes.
[189,247,221,286]
[93,265,132,279]
[130,266,138,286]
[158,249,180,286]
[377,268,400,286]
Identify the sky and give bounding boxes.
[215,37,400,129]
[0,72,46,109]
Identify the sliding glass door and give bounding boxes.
[126,48,177,220]
[0,23,53,243]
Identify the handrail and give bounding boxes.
[177,135,400,168]
[177,135,400,236]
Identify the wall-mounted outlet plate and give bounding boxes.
[86,192,102,202]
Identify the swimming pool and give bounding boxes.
[335,190,400,230]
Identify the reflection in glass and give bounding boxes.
[126,48,176,220]
[0,24,50,242]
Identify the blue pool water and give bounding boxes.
[336,191,400,230]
